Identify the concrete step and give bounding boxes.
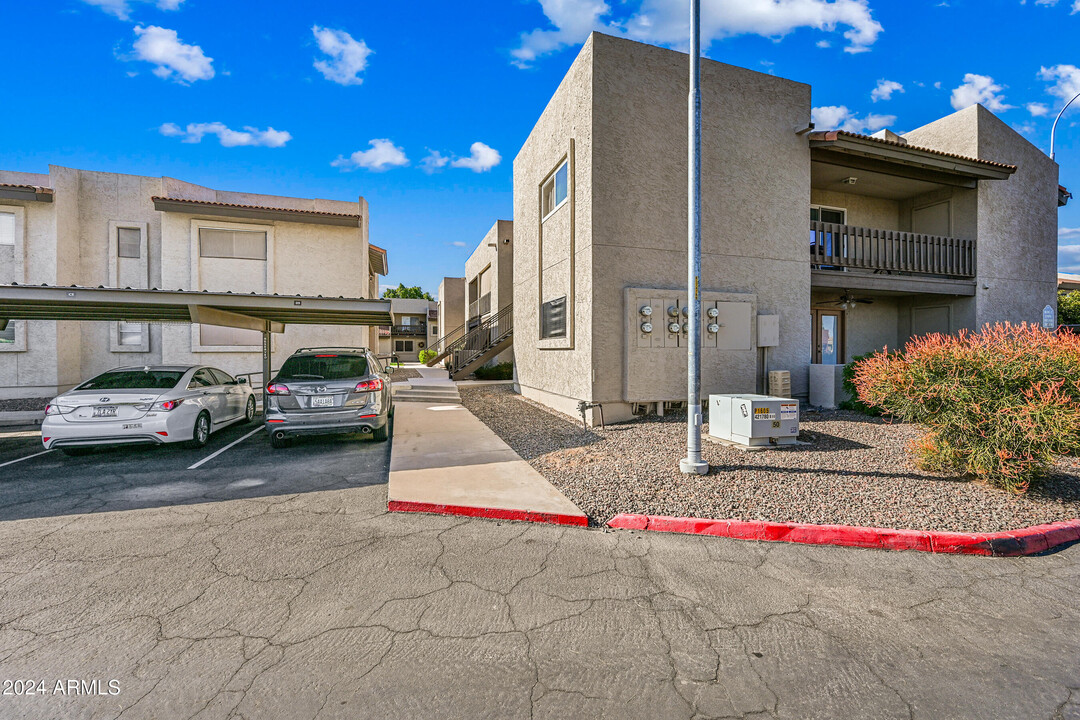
[395,394,462,404]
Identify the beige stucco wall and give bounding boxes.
[904,105,1059,329]
[0,165,381,397]
[464,221,514,365]
[513,35,595,409]
[437,277,465,346]
[810,189,900,230]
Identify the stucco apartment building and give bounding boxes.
[0,165,387,398]
[379,298,438,362]
[510,32,1064,425]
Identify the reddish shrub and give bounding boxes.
[853,323,1080,493]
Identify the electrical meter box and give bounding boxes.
[709,394,799,447]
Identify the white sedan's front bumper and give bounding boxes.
[41,409,197,449]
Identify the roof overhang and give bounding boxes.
[369,243,389,275]
[0,285,392,333]
[0,184,54,203]
[809,131,1016,188]
[151,196,362,227]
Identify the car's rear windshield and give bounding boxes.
[76,370,186,390]
[277,355,368,381]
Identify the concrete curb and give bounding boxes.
[389,499,588,527]
[606,513,1080,556]
[0,412,44,427]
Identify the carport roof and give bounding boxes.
[0,283,392,331]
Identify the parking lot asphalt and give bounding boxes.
[0,418,391,522]
[0,419,1078,719]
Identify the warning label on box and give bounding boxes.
[753,407,775,421]
[780,403,798,420]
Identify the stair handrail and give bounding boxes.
[447,303,513,374]
[432,320,468,354]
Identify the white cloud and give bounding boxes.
[331,139,409,171]
[1061,228,1080,238]
[81,0,184,21]
[871,79,903,102]
[933,81,942,89]
[1059,243,1080,273]
[132,25,213,83]
[420,150,450,173]
[811,105,895,133]
[949,73,1013,112]
[512,0,612,68]
[451,241,467,247]
[1027,102,1050,117]
[816,39,831,48]
[1039,64,1080,105]
[312,26,372,86]
[159,122,291,148]
[450,142,502,172]
[1073,0,1080,12]
[512,0,883,67]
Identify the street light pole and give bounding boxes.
[680,0,709,476]
[1050,90,1080,161]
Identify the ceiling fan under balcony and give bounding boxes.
[823,293,874,309]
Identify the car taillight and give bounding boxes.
[267,383,291,395]
[152,398,184,412]
[45,404,74,415]
[354,378,383,392]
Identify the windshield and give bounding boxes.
[277,355,369,381]
[76,370,185,390]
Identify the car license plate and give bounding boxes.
[310,396,335,408]
[94,406,118,418]
[123,423,142,429]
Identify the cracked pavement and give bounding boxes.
[0,426,1079,719]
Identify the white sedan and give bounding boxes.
[42,365,257,455]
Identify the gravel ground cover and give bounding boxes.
[0,397,49,412]
[390,368,423,381]
[460,385,1080,533]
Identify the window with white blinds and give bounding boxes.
[118,321,144,346]
[0,212,14,246]
[117,227,141,258]
[198,228,267,260]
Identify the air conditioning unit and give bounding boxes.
[709,394,799,448]
[768,370,791,398]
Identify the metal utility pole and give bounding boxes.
[1050,90,1080,161]
[680,0,709,476]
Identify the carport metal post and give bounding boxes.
[262,322,272,413]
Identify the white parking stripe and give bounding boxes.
[0,449,53,469]
[187,427,262,470]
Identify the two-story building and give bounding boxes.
[501,32,1064,425]
[0,165,387,398]
[383,298,437,362]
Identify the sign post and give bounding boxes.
[1042,304,1056,330]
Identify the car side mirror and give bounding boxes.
[386,365,395,374]
[238,377,248,384]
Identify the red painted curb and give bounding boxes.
[389,499,588,527]
[606,514,1080,556]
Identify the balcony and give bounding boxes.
[468,292,491,321]
[391,323,426,337]
[810,221,977,296]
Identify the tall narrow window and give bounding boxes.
[117,227,141,258]
[542,160,569,218]
[0,322,14,344]
[0,212,14,246]
[199,228,267,259]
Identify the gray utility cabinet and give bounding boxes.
[708,394,799,447]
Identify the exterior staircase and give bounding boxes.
[425,321,468,367]
[444,304,513,381]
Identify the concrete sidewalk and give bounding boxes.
[388,401,587,526]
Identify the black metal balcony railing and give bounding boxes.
[810,221,976,278]
[390,323,426,337]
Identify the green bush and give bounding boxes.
[839,352,886,415]
[1058,289,1080,325]
[417,349,437,364]
[473,362,513,381]
[853,323,1080,493]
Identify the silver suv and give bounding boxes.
[264,347,393,448]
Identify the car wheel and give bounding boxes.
[61,447,93,457]
[244,395,256,424]
[270,433,290,449]
[372,420,389,442]
[189,412,211,448]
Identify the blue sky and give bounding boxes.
[3,0,1079,294]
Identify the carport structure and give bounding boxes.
[0,283,393,405]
